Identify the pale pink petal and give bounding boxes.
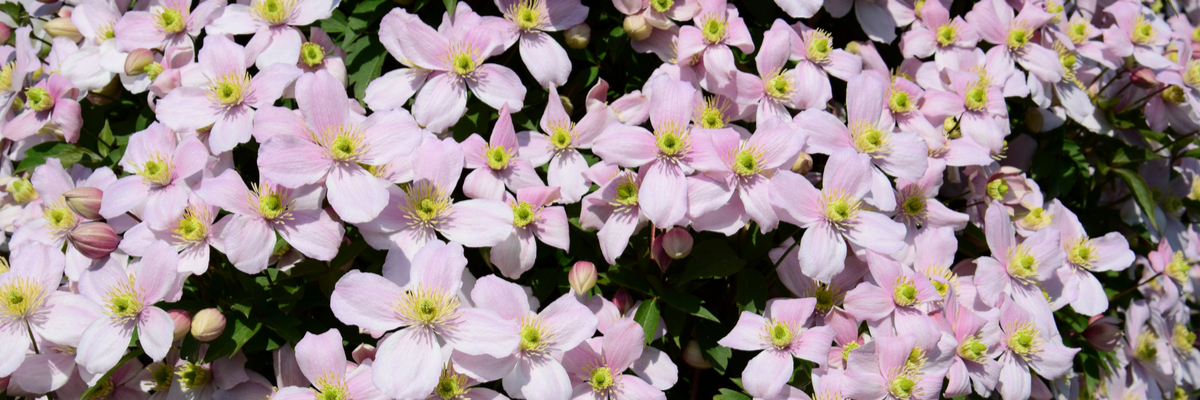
[413,72,467,133]
[330,270,407,332]
[743,350,792,398]
[442,308,520,358]
[467,64,526,111]
[257,135,334,187]
[520,31,570,87]
[373,328,441,399]
[440,200,514,248]
[277,209,342,261]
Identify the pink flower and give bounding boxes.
[256,69,421,223]
[900,0,978,69]
[844,251,941,339]
[799,73,928,211]
[355,137,513,256]
[728,20,803,123]
[965,0,1062,83]
[490,186,570,279]
[519,85,613,203]
[769,148,906,283]
[1103,1,1177,70]
[687,119,801,234]
[718,298,834,398]
[454,275,598,399]
[330,242,519,399]
[461,104,544,200]
[387,10,525,132]
[582,168,646,264]
[2,74,82,143]
[119,193,228,275]
[561,317,667,400]
[0,27,38,119]
[921,69,1008,154]
[842,333,957,400]
[973,201,1063,308]
[363,8,434,113]
[941,292,1002,397]
[0,243,102,377]
[296,28,347,86]
[112,0,225,52]
[77,240,180,374]
[787,22,862,110]
[676,0,754,89]
[1050,203,1135,316]
[207,0,338,68]
[893,159,969,231]
[994,298,1079,400]
[156,35,302,153]
[99,122,208,231]
[281,328,385,400]
[494,0,588,87]
[594,78,698,228]
[193,169,343,273]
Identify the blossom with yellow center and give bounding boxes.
[43,199,79,237]
[609,172,640,211]
[850,121,891,156]
[483,144,515,170]
[1005,24,1032,52]
[1006,244,1041,284]
[104,274,145,323]
[694,96,729,129]
[444,42,482,78]
[1067,20,1090,44]
[698,13,728,44]
[957,335,989,363]
[313,372,349,400]
[511,201,537,228]
[301,42,326,67]
[250,0,296,25]
[0,277,48,321]
[6,176,38,204]
[434,365,470,399]
[506,0,545,32]
[1162,85,1188,104]
[805,29,834,63]
[822,189,861,228]
[1134,330,1159,361]
[175,362,212,391]
[313,125,369,163]
[892,276,920,307]
[517,314,556,355]
[1172,324,1196,354]
[763,69,795,102]
[395,284,461,327]
[761,319,795,349]
[206,72,252,107]
[654,121,690,158]
[25,86,54,111]
[1130,15,1156,46]
[173,205,211,245]
[963,71,991,112]
[728,144,766,178]
[153,7,187,34]
[1006,322,1043,360]
[1165,251,1191,284]
[936,24,957,47]
[137,153,174,187]
[1019,207,1053,230]
[546,120,577,151]
[0,61,16,92]
[401,181,453,230]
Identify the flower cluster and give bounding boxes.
[0,0,1196,398]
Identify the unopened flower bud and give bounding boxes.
[125,49,155,76]
[624,15,652,41]
[661,228,692,259]
[1025,107,1044,133]
[790,152,813,174]
[1130,67,1158,89]
[1083,316,1122,352]
[612,290,633,315]
[683,340,712,369]
[62,187,103,220]
[66,222,119,259]
[560,95,574,116]
[566,23,591,49]
[0,24,11,45]
[168,309,191,341]
[44,18,82,42]
[844,41,862,55]
[352,343,377,363]
[569,261,597,295]
[191,308,226,342]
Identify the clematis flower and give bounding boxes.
[676,0,754,89]
[612,0,699,29]
[1146,240,1194,299]
[994,298,1079,400]
[1103,1,1177,70]
[965,0,1062,83]
[519,85,613,203]
[493,0,588,87]
[899,0,978,68]
[112,0,225,52]
[719,298,834,398]
[119,193,227,275]
[892,159,969,232]
[156,35,302,153]
[206,0,339,68]
[593,78,697,228]
[329,242,519,399]
[583,168,646,264]
[561,317,666,400]
[77,240,180,374]
[256,69,421,223]
[0,27,37,123]
[193,169,343,274]
[389,11,525,132]
[295,28,347,86]
[787,22,862,110]
[769,148,906,283]
[146,45,196,101]
[460,104,544,200]
[799,73,928,211]
[0,243,102,377]
[940,290,1002,397]
[1050,203,1135,316]
[9,159,117,280]
[2,74,82,143]
[274,328,385,400]
[772,237,867,336]
[490,186,570,279]
[1058,13,1116,68]
[363,8,434,113]
[973,201,1063,308]
[843,333,958,400]
[356,137,513,256]
[99,122,208,231]
[844,251,941,339]
[687,119,801,234]
[171,348,251,399]
[729,20,802,125]
[921,68,1008,154]
[454,275,598,399]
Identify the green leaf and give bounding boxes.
[735,269,767,313]
[203,314,263,363]
[1112,168,1161,233]
[678,239,745,283]
[344,36,388,103]
[16,142,98,172]
[606,264,655,295]
[632,298,660,344]
[81,349,143,399]
[658,291,719,322]
[714,389,753,400]
[97,120,114,157]
[442,0,456,17]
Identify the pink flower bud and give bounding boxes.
[791,152,813,174]
[191,308,226,342]
[0,25,11,45]
[624,15,652,41]
[125,49,155,76]
[352,343,377,364]
[1130,67,1159,89]
[62,186,103,220]
[43,17,82,42]
[66,222,119,259]
[661,228,693,259]
[682,340,712,369]
[1083,316,1122,352]
[651,234,672,273]
[612,290,633,315]
[569,261,597,295]
[566,23,591,49]
[168,309,191,341]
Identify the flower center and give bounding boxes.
[764,71,794,100]
[154,8,186,33]
[1131,16,1155,46]
[173,207,209,244]
[1067,238,1094,269]
[507,0,543,31]
[1135,330,1159,361]
[695,96,728,128]
[105,275,145,323]
[448,45,479,76]
[512,201,536,228]
[888,375,917,399]
[901,195,924,217]
[44,202,79,232]
[252,0,295,25]
[396,284,461,327]
[731,146,763,177]
[25,87,54,111]
[403,181,452,227]
[1068,22,1089,44]
[145,62,165,81]
[1184,62,1200,89]
[1006,322,1042,359]
[138,154,174,186]
[518,315,554,354]
[814,287,835,312]
[0,61,16,92]
[301,42,326,66]
[888,90,913,113]
[700,14,727,44]
[936,25,956,46]
[841,341,860,361]
[207,72,252,106]
[654,122,689,157]
[905,347,927,371]
[435,367,469,399]
[314,125,368,162]
[175,362,212,390]
[1006,246,1039,283]
[823,191,860,225]
[484,144,513,170]
[964,87,987,111]
[589,367,615,392]
[852,123,888,154]
[986,178,1009,200]
[6,177,37,203]
[258,194,284,220]
[0,277,47,320]
[764,319,794,349]
[957,335,989,362]
[1166,251,1191,283]
[1173,324,1196,354]
[1006,28,1030,51]
[1019,207,1053,230]
[650,0,673,12]
[1162,85,1187,104]
[613,174,640,207]
[892,277,919,307]
[805,30,833,62]
[549,124,574,150]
